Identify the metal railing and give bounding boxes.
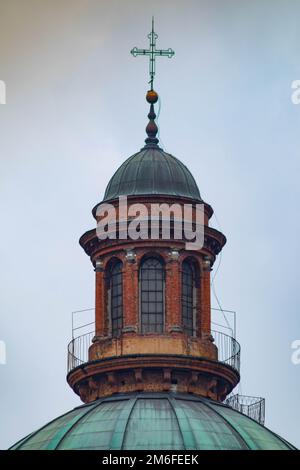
[67,329,240,375]
[67,330,94,373]
[211,330,240,373]
[224,394,265,425]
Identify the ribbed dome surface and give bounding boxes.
[103,147,201,202]
[11,393,294,450]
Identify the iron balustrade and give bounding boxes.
[225,394,265,426]
[67,328,241,375]
[211,329,241,373]
[67,330,94,372]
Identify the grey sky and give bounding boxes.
[0,0,299,449]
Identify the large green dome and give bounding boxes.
[10,393,295,450]
[103,147,202,202]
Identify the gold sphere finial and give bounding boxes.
[146,89,158,104]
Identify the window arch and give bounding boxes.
[182,259,198,336]
[140,257,164,333]
[108,260,123,337]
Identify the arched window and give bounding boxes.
[140,257,164,333]
[182,260,197,336]
[108,261,123,337]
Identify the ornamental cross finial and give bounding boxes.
[131,17,175,90]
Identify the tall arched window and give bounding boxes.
[140,257,164,333]
[108,261,123,337]
[182,260,197,336]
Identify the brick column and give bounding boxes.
[166,260,182,333]
[95,271,106,337]
[122,260,139,333]
[200,268,211,337]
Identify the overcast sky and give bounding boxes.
[0,0,300,449]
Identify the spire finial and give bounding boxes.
[130,18,175,90]
[131,20,175,148]
[144,89,159,147]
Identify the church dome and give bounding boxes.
[102,87,201,203]
[103,147,202,202]
[10,393,295,450]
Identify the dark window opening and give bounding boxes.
[140,257,164,333]
[109,261,123,337]
[182,260,197,336]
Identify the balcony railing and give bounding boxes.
[67,329,240,375]
[211,330,240,373]
[67,330,94,373]
[224,394,265,425]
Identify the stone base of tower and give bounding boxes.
[89,333,218,362]
[67,338,239,404]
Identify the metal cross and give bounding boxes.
[131,17,175,90]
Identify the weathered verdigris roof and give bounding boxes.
[10,392,295,450]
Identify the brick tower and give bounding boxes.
[66,86,240,404]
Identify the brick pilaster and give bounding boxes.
[166,260,182,332]
[122,260,139,333]
[200,269,211,336]
[95,271,106,336]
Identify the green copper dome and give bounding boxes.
[10,393,295,450]
[103,147,202,202]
